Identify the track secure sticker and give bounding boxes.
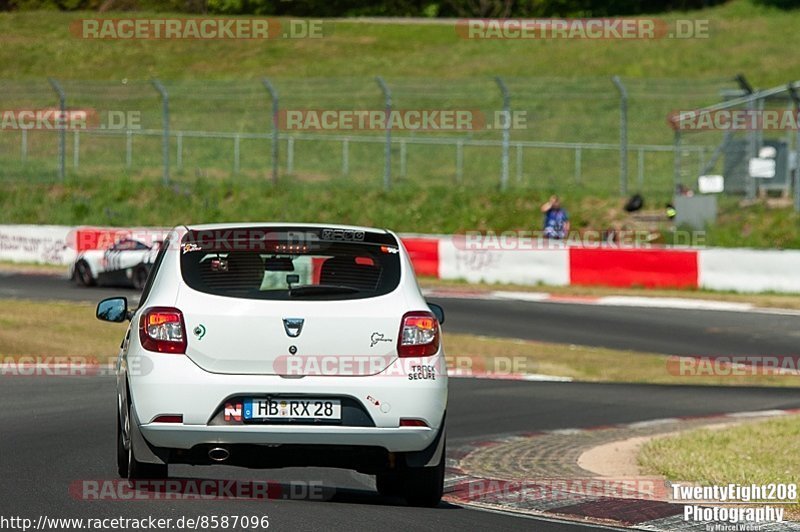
[408,365,436,381]
[182,243,202,254]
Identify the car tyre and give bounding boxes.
[124,409,168,481]
[75,260,95,287]
[375,472,404,498]
[401,444,445,507]
[116,416,129,478]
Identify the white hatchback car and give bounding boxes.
[96,223,448,507]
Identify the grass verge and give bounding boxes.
[639,415,800,515]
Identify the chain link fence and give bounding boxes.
[1,76,769,196]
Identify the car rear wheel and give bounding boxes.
[116,416,128,478]
[122,407,168,481]
[402,455,445,507]
[74,261,95,287]
[375,472,403,498]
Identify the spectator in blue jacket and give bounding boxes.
[541,195,570,239]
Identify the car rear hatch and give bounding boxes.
[175,226,405,376]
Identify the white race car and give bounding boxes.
[96,223,448,507]
[72,238,160,289]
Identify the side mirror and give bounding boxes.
[96,297,129,323]
[428,302,445,325]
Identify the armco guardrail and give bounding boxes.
[2,225,799,294]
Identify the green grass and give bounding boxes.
[639,415,800,515]
[2,177,799,248]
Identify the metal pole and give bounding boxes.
[176,132,183,171]
[400,140,407,178]
[515,143,523,182]
[233,134,240,175]
[376,76,392,191]
[261,78,279,184]
[612,76,628,195]
[151,79,170,185]
[287,137,294,175]
[574,147,582,184]
[456,140,464,183]
[47,78,66,181]
[673,130,681,193]
[342,138,349,177]
[787,83,800,211]
[126,130,132,169]
[495,76,510,191]
[73,130,79,169]
[638,148,644,189]
[746,97,757,200]
[21,129,27,164]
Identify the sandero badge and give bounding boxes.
[283,318,304,338]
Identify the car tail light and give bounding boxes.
[399,418,429,427]
[139,307,187,354]
[152,415,183,423]
[398,311,440,358]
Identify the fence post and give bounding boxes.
[612,76,628,195]
[176,132,183,171]
[47,78,66,181]
[233,134,240,175]
[673,130,681,192]
[495,76,510,191]
[126,130,133,169]
[574,146,582,183]
[261,78,279,184]
[637,148,644,189]
[287,137,294,175]
[376,76,392,191]
[21,129,27,164]
[151,79,170,186]
[342,138,349,177]
[746,97,758,200]
[788,83,800,212]
[400,140,407,178]
[456,140,464,183]
[515,143,523,182]
[73,131,79,169]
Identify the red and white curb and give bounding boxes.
[424,288,800,316]
[444,409,800,530]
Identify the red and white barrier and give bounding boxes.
[2,225,800,294]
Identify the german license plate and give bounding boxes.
[243,398,342,420]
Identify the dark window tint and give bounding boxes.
[180,228,401,301]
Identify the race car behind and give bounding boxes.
[71,238,161,290]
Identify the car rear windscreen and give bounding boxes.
[180,227,402,300]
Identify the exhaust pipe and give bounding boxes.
[208,447,230,462]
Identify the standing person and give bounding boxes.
[541,195,570,239]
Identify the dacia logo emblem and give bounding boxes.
[283,318,304,338]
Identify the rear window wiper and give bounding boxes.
[289,284,361,297]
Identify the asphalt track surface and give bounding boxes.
[3,273,800,531]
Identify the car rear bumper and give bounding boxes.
[125,348,448,454]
